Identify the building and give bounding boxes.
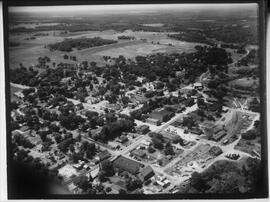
[160,130,178,141]
[193,82,203,90]
[150,109,175,123]
[113,155,144,175]
[75,103,84,110]
[146,118,161,126]
[97,150,111,161]
[211,130,227,141]
[206,97,219,103]
[138,166,155,181]
[118,135,128,143]
[189,127,203,135]
[137,125,150,134]
[130,149,146,159]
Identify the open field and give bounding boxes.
[229,77,259,89]
[9,30,203,69]
[94,41,197,58]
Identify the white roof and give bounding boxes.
[194,82,202,86]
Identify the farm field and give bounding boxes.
[229,77,259,89]
[9,30,204,69]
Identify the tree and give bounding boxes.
[190,172,208,192]
[100,159,114,176]
[119,189,127,194]
[69,144,75,153]
[152,137,164,150]
[164,142,175,155]
[147,146,156,153]
[98,170,108,182]
[74,176,91,191]
[53,132,62,143]
[105,187,112,193]
[126,178,143,191]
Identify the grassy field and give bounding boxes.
[229,77,259,89]
[9,29,205,69]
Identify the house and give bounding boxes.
[146,118,161,126]
[189,127,203,135]
[113,155,144,175]
[150,109,175,123]
[141,139,151,146]
[97,150,111,161]
[160,130,178,141]
[131,149,146,159]
[118,135,128,143]
[138,166,155,181]
[193,82,203,90]
[137,125,150,134]
[20,125,30,132]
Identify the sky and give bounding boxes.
[9,3,258,15]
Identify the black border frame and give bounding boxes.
[3,0,268,199]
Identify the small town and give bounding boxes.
[8,3,262,196]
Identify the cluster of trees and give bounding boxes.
[25,36,36,40]
[117,35,135,40]
[94,119,135,143]
[249,98,260,112]
[184,157,261,193]
[13,133,35,149]
[168,31,214,45]
[48,37,117,52]
[10,66,39,86]
[98,160,115,182]
[79,141,97,159]
[63,54,77,61]
[150,133,165,150]
[241,130,257,140]
[73,175,93,192]
[204,26,258,44]
[57,134,75,153]
[237,49,258,66]
[59,113,85,130]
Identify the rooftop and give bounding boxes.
[113,155,143,175]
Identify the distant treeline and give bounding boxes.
[168,32,214,46]
[48,37,117,52]
[117,35,135,40]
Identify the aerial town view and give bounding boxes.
[7,3,264,197]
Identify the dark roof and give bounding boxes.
[138,125,150,131]
[212,130,226,140]
[151,109,174,117]
[139,165,154,180]
[120,135,128,141]
[113,155,143,175]
[131,149,146,158]
[98,150,111,161]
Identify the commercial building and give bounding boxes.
[146,118,161,126]
[113,155,144,175]
[137,125,150,134]
[150,109,175,123]
[138,166,155,181]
